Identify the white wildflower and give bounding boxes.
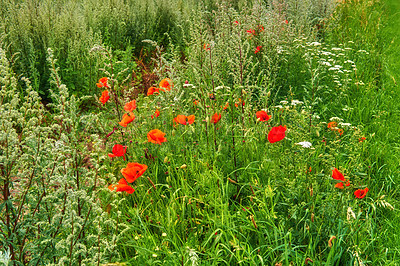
[347,207,356,221]
[186,247,199,266]
[321,61,332,66]
[339,122,351,127]
[291,100,303,106]
[296,141,313,148]
[330,117,343,121]
[280,100,288,105]
[0,248,11,266]
[310,42,321,46]
[274,105,283,109]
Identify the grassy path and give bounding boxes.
[376,0,400,262]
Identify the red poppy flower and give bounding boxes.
[119,112,135,127]
[284,20,289,24]
[211,113,221,124]
[108,178,135,194]
[255,46,262,54]
[234,20,239,25]
[235,98,244,107]
[256,110,271,122]
[335,182,344,189]
[99,90,110,105]
[327,121,337,129]
[151,109,160,119]
[247,29,256,36]
[345,180,351,187]
[173,115,195,126]
[96,77,109,88]
[359,137,366,142]
[223,102,229,110]
[159,78,173,91]
[147,87,164,96]
[203,43,210,51]
[147,129,167,145]
[124,100,137,112]
[120,163,148,183]
[332,168,345,181]
[193,99,199,105]
[267,125,286,143]
[354,188,369,199]
[258,25,264,32]
[108,144,127,160]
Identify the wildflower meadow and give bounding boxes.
[1,0,400,265]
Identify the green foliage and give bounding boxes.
[0,48,123,264]
[1,0,399,265]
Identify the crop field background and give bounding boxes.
[0,0,399,265]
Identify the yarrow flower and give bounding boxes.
[96,77,109,88]
[99,90,110,105]
[256,110,271,122]
[108,178,135,194]
[148,129,167,145]
[268,125,286,143]
[121,162,148,183]
[108,144,127,160]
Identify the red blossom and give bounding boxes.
[119,112,135,127]
[159,78,173,91]
[147,129,167,145]
[332,168,345,181]
[151,109,160,119]
[256,110,271,122]
[96,77,110,88]
[173,115,195,126]
[121,163,148,183]
[108,178,135,194]
[211,113,221,124]
[124,100,137,112]
[268,125,286,143]
[354,188,369,199]
[99,90,110,105]
[108,144,127,160]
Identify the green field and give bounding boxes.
[1,0,399,264]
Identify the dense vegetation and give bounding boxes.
[1,0,399,265]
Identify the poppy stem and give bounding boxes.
[230,105,239,185]
[147,176,157,191]
[238,28,245,139]
[213,124,217,153]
